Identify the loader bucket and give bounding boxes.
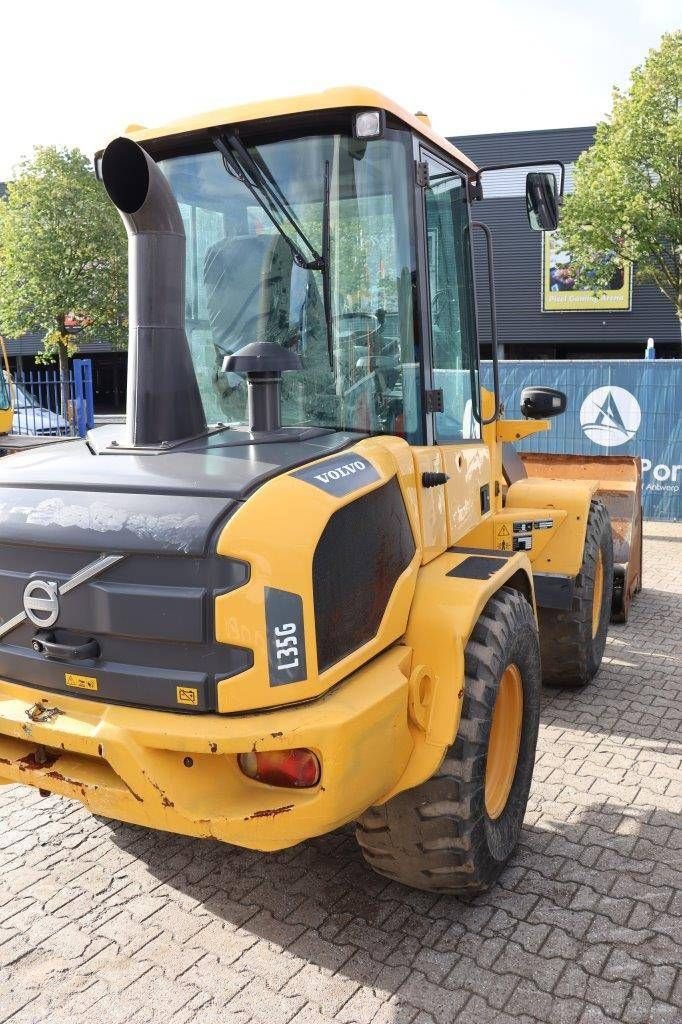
[518,453,643,623]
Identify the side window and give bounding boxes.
[424,157,480,441]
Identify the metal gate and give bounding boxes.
[10,358,94,439]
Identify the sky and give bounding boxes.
[0,0,678,181]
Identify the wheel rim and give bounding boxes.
[485,663,523,820]
[591,548,604,638]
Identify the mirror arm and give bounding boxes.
[471,221,501,426]
[473,159,566,197]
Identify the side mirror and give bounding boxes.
[520,386,566,419]
[525,172,559,231]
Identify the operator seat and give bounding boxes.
[204,232,294,354]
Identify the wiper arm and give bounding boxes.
[212,133,322,271]
[321,159,333,367]
[212,132,334,367]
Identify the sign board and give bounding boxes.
[542,233,632,312]
[482,360,681,521]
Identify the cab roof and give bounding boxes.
[121,86,477,174]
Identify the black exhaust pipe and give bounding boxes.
[101,137,206,447]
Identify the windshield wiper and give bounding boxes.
[212,133,322,271]
[212,132,333,365]
[321,158,333,366]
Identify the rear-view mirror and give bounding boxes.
[525,172,559,231]
[520,386,567,419]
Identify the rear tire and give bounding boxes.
[539,499,613,687]
[355,587,541,895]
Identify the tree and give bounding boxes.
[558,31,682,337]
[0,146,127,415]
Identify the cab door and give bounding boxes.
[420,151,491,544]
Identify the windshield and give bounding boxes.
[159,127,423,440]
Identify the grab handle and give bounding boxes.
[32,632,100,662]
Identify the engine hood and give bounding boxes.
[0,426,359,556]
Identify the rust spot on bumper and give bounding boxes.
[246,804,294,820]
[18,750,60,771]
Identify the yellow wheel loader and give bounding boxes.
[0,338,14,438]
[0,89,643,894]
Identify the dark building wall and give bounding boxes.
[449,127,680,356]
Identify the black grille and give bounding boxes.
[0,543,251,713]
[313,477,415,672]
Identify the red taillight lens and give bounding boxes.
[238,748,321,789]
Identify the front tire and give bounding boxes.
[539,499,613,688]
[355,587,541,895]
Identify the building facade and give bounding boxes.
[449,126,680,359]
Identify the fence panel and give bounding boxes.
[11,359,94,439]
[482,360,681,521]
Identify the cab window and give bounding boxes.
[423,155,480,440]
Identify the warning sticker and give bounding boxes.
[65,673,98,692]
[534,519,553,530]
[176,686,199,706]
[495,522,512,551]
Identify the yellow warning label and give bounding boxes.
[495,522,512,551]
[176,686,199,706]
[65,673,98,692]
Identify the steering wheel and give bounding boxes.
[334,312,379,345]
[431,290,449,324]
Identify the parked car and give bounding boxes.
[10,380,69,436]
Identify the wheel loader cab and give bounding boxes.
[0,89,640,895]
[149,107,492,549]
[156,116,478,446]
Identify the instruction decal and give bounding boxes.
[65,673,98,692]
[513,534,533,552]
[513,520,534,533]
[176,686,198,706]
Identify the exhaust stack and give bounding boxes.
[101,137,206,447]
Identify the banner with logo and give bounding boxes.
[481,360,681,521]
[542,233,632,312]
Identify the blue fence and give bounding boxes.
[482,360,681,522]
[11,358,94,439]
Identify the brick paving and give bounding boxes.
[0,522,680,1024]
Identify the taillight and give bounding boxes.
[238,748,321,788]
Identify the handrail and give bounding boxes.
[470,222,500,426]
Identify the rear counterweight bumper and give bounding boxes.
[0,647,413,850]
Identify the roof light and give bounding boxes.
[353,110,384,140]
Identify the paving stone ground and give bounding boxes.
[0,521,680,1024]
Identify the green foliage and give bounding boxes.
[559,31,682,319]
[0,146,127,363]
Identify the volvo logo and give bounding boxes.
[0,554,125,643]
[23,580,60,628]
